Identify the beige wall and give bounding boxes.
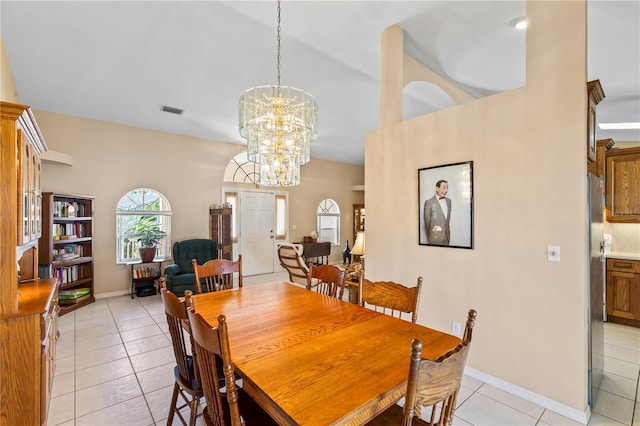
[33,109,363,295]
[367,0,589,417]
[1,38,19,102]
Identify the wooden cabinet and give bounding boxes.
[210,206,233,260]
[588,138,615,177]
[1,279,59,425]
[605,146,640,223]
[1,101,58,426]
[606,258,640,326]
[39,193,96,315]
[15,108,45,246]
[587,80,605,164]
[352,204,365,261]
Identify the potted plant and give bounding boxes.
[128,217,166,263]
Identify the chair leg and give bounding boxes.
[167,381,180,425]
[169,381,196,426]
[188,396,200,426]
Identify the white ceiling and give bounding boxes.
[2,1,639,166]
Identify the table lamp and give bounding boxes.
[351,231,365,269]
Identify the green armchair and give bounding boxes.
[164,239,217,295]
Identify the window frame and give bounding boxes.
[275,194,287,240]
[225,192,239,243]
[316,198,340,246]
[116,188,172,264]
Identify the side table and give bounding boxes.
[127,260,164,299]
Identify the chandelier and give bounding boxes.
[239,0,318,187]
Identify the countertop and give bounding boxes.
[605,252,640,261]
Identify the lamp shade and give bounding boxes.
[351,232,365,256]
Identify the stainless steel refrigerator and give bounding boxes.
[588,173,605,407]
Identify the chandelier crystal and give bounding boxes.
[238,0,317,187]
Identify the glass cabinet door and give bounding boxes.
[17,130,32,245]
[31,153,41,240]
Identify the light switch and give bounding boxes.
[548,245,560,262]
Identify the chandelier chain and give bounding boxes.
[238,0,317,187]
[276,0,281,87]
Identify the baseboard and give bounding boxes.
[464,367,590,425]
[95,289,130,299]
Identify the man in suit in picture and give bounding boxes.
[424,180,451,245]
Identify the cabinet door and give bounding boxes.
[606,147,640,223]
[607,271,640,320]
[30,152,40,241]
[587,96,597,163]
[17,131,32,244]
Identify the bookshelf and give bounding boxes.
[127,260,163,299]
[40,193,95,315]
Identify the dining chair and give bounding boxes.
[367,309,477,426]
[186,297,278,426]
[192,254,243,294]
[277,243,311,286]
[344,263,364,303]
[307,262,347,299]
[358,276,423,323]
[159,277,203,426]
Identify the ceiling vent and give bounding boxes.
[161,105,184,115]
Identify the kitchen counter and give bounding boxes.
[605,252,640,261]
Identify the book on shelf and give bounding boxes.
[52,222,87,239]
[58,288,91,299]
[59,293,92,305]
[53,200,87,218]
[56,265,81,284]
[53,253,80,261]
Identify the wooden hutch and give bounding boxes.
[1,101,59,425]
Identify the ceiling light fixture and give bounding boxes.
[510,17,528,30]
[238,0,318,187]
[599,122,640,130]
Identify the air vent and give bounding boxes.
[161,105,184,115]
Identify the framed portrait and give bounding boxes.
[418,161,473,249]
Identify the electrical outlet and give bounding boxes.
[451,321,461,337]
[548,245,560,262]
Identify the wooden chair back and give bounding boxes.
[308,262,347,299]
[160,280,195,384]
[367,309,477,426]
[186,303,243,426]
[404,309,477,425]
[192,255,243,294]
[358,276,422,323]
[278,243,310,286]
[159,278,202,425]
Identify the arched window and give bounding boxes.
[317,198,340,246]
[223,151,259,184]
[116,188,171,263]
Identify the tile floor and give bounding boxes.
[48,271,638,425]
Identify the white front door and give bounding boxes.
[240,192,275,275]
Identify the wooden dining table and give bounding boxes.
[189,281,461,426]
